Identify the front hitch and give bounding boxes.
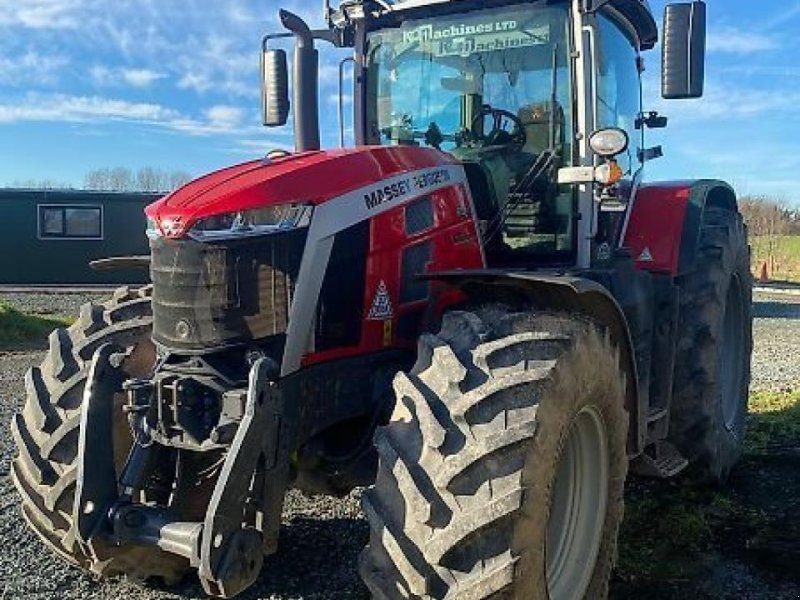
[73,349,292,598]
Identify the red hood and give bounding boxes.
[146,146,458,238]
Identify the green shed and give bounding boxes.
[0,189,161,285]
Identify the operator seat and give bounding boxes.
[516,102,564,156]
[502,102,567,242]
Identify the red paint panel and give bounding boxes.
[301,185,483,367]
[145,146,458,237]
[624,182,692,275]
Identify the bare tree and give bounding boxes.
[136,167,168,193]
[169,171,192,190]
[740,196,792,237]
[108,167,134,192]
[84,167,193,192]
[740,195,795,278]
[84,168,112,191]
[11,179,73,190]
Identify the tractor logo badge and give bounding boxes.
[638,247,654,262]
[368,281,394,320]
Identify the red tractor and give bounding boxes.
[12,0,752,598]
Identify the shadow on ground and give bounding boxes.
[144,516,370,600]
[611,401,800,600]
[753,300,800,320]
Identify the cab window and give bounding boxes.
[595,14,642,175]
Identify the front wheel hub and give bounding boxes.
[546,405,610,600]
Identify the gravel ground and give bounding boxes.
[751,292,800,392]
[0,290,798,599]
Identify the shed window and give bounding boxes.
[38,205,103,240]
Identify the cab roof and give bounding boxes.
[351,0,659,50]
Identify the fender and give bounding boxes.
[624,180,737,276]
[426,270,646,456]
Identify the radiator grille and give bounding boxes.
[150,230,306,351]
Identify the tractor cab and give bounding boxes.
[364,3,575,264]
[263,0,705,269]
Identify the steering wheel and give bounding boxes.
[470,105,527,148]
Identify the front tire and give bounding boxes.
[360,309,629,599]
[11,286,189,582]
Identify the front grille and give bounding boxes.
[150,230,306,351]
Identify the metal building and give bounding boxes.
[0,189,160,285]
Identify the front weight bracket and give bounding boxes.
[73,343,126,545]
[198,358,291,598]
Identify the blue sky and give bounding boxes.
[0,1,796,204]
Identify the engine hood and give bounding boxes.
[146,146,457,238]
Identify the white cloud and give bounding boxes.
[0,51,68,86]
[647,78,800,124]
[0,93,262,140]
[707,27,778,54]
[205,105,245,128]
[227,1,257,24]
[761,2,800,32]
[722,65,800,78]
[170,33,259,98]
[0,0,83,29]
[121,68,165,87]
[226,138,293,156]
[178,72,213,94]
[90,65,165,88]
[0,93,177,124]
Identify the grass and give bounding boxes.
[746,390,800,454]
[616,391,799,586]
[0,299,74,346]
[751,235,800,283]
[617,484,716,581]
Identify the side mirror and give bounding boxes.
[662,2,706,99]
[262,49,290,127]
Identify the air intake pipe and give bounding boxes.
[280,9,321,152]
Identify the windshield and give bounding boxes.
[366,5,572,156]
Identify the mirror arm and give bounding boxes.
[638,146,664,162]
[635,111,669,130]
[262,30,340,52]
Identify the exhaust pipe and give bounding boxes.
[280,10,321,152]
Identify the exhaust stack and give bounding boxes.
[280,10,321,152]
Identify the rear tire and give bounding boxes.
[360,309,629,599]
[11,286,189,582]
[669,207,754,483]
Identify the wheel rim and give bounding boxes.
[546,405,609,600]
[720,275,746,434]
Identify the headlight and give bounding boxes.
[188,204,312,241]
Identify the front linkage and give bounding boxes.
[73,344,292,597]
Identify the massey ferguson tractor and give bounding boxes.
[11,0,752,598]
